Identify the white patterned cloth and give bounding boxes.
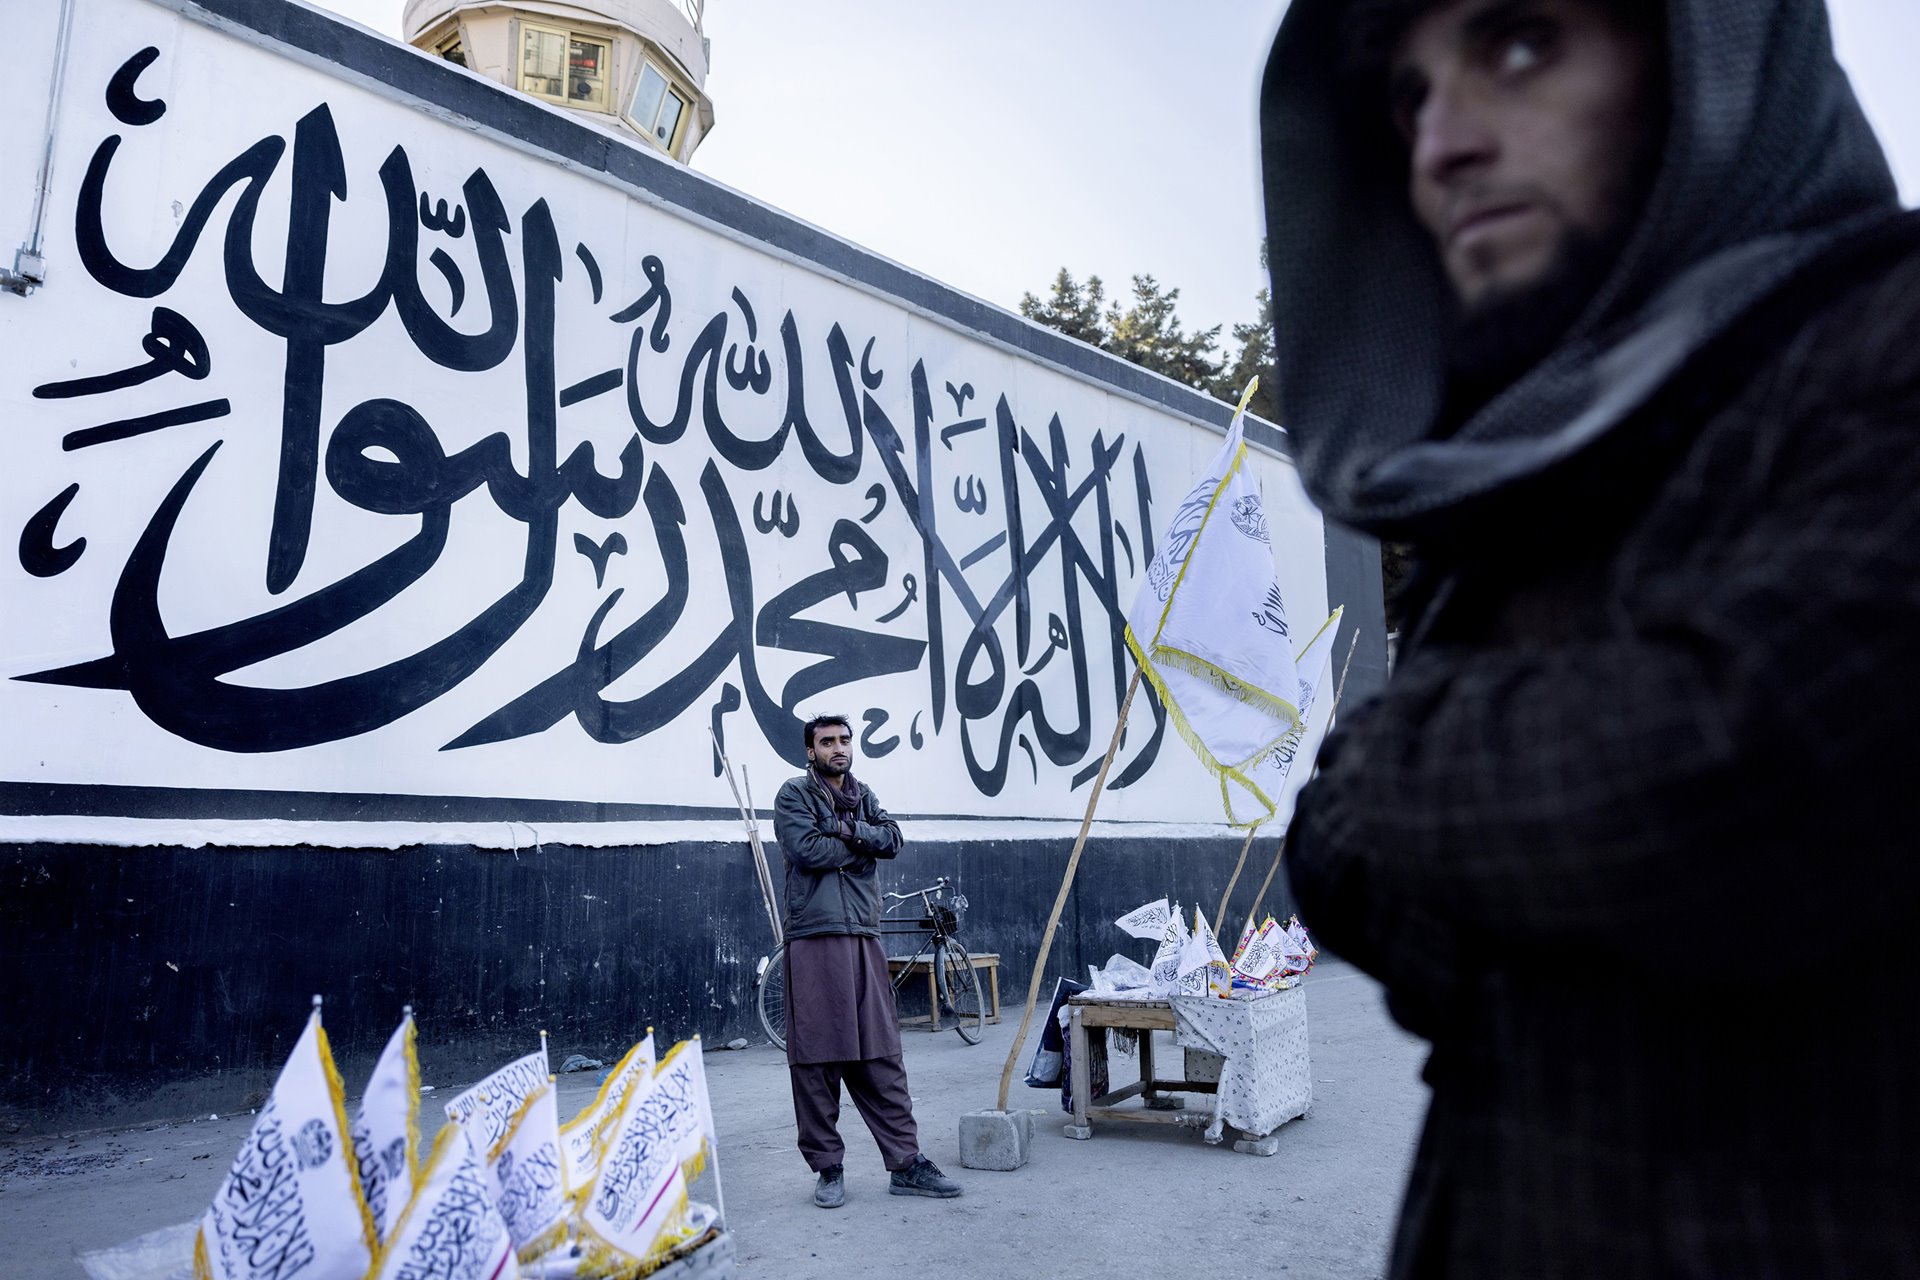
[1170,987,1311,1141]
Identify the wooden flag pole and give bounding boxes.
[996,666,1143,1112]
[710,730,783,946]
[1245,631,1362,932]
[1213,825,1260,935]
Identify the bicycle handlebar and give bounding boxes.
[882,875,949,907]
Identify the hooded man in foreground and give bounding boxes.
[1264,0,1920,1274]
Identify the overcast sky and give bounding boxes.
[313,0,1918,339]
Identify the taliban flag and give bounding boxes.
[1227,606,1345,828]
[195,1008,378,1280]
[1125,383,1314,827]
[350,1010,421,1244]
[560,1032,655,1195]
[445,1044,549,1151]
[372,1123,517,1280]
[486,1082,570,1263]
[578,1060,689,1273]
[652,1038,718,1182]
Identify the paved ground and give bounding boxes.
[0,961,1429,1278]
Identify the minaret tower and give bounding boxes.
[403,0,714,161]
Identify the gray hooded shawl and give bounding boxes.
[1260,0,1901,539]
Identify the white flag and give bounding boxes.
[446,1047,548,1152]
[579,1064,688,1272]
[1126,404,1306,825]
[560,1032,655,1195]
[487,1082,570,1263]
[195,1012,377,1280]
[351,1012,420,1244]
[1233,916,1284,983]
[1148,905,1190,998]
[1115,898,1173,941]
[1198,909,1232,998]
[372,1123,517,1280]
[1229,607,1346,828]
[652,1039,717,1181]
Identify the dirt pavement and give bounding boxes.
[0,961,1429,1278]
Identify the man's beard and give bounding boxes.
[1438,228,1618,434]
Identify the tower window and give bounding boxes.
[519,22,610,111]
[632,61,689,151]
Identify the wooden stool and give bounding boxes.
[886,952,1001,1031]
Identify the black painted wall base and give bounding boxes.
[0,835,1298,1134]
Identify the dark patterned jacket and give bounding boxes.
[1288,221,1920,1277]
[773,772,902,940]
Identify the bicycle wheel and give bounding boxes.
[935,937,985,1044]
[756,944,788,1051]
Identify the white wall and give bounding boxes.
[0,0,1331,841]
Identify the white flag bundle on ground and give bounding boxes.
[446,1046,549,1152]
[195,1011,378,1280]
[351,1011,421,1245]
[372,1123,517,1280]
[1229,606,1346,827]
[487,1082,570,1264]
[1125,397,1313,827]
[652,1039,717,1182]
[578,1064,688,1274]
[1115,898,1173,941]
[560,1032,655,1195]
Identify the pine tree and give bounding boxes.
[1102,274,1222,388]
[1018,268,1109,347]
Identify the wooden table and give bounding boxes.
[885,952,1001,1032]
[1062,995,1219,1141]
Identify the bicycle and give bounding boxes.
[756,875,986,1049]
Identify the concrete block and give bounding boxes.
[1232,1132,1281,1157]
[1062,1122,1092,1140]
[958,1108,1033,1170]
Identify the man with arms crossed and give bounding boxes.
[772,714,962,1208]
[1263,0,1920,1273]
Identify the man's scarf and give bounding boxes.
[816,769,862,818]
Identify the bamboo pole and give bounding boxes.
[1213,825,1259,934]
[1244,631,1362,932]
[710,730,783,946]
[996,666,1143,1112]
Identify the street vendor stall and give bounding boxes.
[1064,986,1311,1155]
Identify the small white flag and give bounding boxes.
[1115,898,1173,941]
[579,1063,688,1272]
[1148,905,1190,998]
[351,1011,420,1244]
[372,1123,517,1280]
[487,1082,569,1264]
[446,1047,548,1152]
[560,1033,655,1195]
[652,1039,717,1182]
[195,1011,378,1280]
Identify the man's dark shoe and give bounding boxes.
[812,1164,845,1208]
[888,1154,962,1198]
